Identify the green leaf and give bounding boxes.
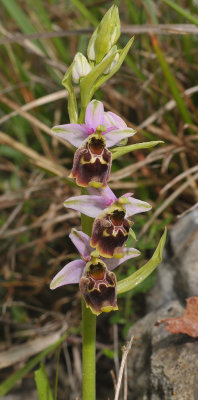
[79,37,134,118]
[0,333,67,397]
[91,37,134,97]
[112,141,163,160]
[102,349,115,359]
[62,65,78,123]
[70,0,98,26]
[80,49,120,109]
[129,227,137,241]
[117,228,167,295]
[152,38,192,125]
[1,0,44,51]
[163,0,198,27]
[34,363,53,400]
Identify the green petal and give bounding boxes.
[117,228,167,295]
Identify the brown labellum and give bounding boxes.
[90,203,131,258]
[69,133,112,188]
[79,259,118,316]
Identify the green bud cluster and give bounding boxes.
[87,5,120,64]
[61,5,134,123]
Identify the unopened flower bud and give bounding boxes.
[87,5,120,64]
[103,46,120,75]
[71,52,91,84]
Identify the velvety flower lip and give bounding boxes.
[51,99,136,149]
[64,186,151,218]
[68,132,112,188]
[90,202,131,258]
[79,259,118,316]
[50,228,140,290]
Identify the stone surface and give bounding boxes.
[147,208,198,311]
[128,301,198,400]
[170,208,198,300]
[128,209,198,399]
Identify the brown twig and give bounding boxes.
[114,335,134,400]
[0,25,198,46]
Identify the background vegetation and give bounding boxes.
[0,1,198,398]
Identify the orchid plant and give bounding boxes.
[50,6,166,400]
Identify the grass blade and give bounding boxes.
[70,0,98,26]
[34,363,54,400]
[163,0,198,27]
[0,333,67,396]
[1,0,44,51]
[151,36,192,124]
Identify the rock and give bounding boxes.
[146,208,198,310]
[128,210,198,399]
[127,300,198,400]
[146,246,177,311]
[151,340,198,400]
[170,208,198,299]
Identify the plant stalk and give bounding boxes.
[81,196,96,400]
[82,299,96,400]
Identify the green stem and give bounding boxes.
[81,190,96,400]
[78,105,87,124]
[82,299,96,400]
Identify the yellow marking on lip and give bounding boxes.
[88,181,104,188]
[103,229,110,237]
[101,304,118,313]
[81,156,108,165]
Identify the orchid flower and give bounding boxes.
[50,228,140,316]
[51,100,136,188]
[64,186,151,258]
